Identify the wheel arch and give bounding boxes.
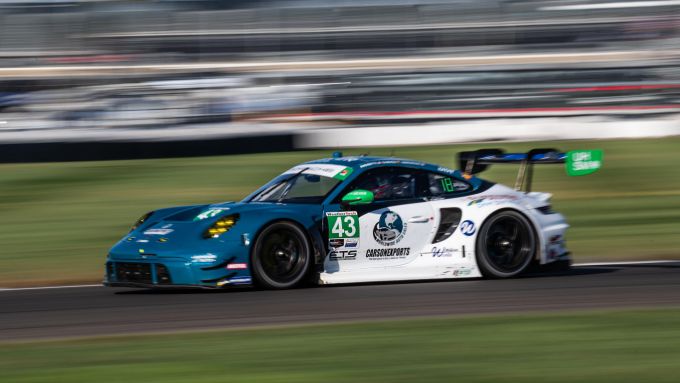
[249,217,324,269]
[477,206,543,262]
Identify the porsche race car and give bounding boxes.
[104,148,602,289]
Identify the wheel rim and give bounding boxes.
[483,216,533,273]
[258,228,307,284]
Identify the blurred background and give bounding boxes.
[2,0,680,155]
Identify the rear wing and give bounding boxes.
[458,148,602,192]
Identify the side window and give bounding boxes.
[426,173,471,198]
[342,167,420,202]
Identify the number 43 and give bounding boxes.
[332,216,357,238]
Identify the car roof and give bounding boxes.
[306,155,431,169]
[304,155,487,190]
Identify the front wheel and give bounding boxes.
[251,221,312,289]
[476,210,536,278]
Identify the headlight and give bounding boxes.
[204,214,239,238]
[130,211,153,232]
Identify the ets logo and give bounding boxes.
[329,250,357,260]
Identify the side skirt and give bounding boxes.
[317,266,482,285]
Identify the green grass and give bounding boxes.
[1,137,680,286]
[3,308,680,382]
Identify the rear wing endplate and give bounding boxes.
[458,148,602,192]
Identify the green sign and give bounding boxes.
[333,167,353,180]
[566,149,603,176]
[327,211,360,239]
[341,189,374,206]
[441,178,455,192]
[194,208,225,221]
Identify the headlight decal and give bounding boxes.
[204,214,240,238]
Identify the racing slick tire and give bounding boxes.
[476,210,536,278]
[251,221,312,289]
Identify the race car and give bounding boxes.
[104,148,602,289]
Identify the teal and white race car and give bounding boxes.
[105,148,601,289]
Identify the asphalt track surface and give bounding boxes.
[2,262,680,341]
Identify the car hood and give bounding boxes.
[111,201,319,259]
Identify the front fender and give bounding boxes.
[235,206,326,268]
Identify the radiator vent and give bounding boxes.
[432,208,462,244]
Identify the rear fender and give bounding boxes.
[466,203,548,263]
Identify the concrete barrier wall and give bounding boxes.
[295,115,680,148]
[2,115,679,163]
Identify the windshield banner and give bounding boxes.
[283,164,353,180]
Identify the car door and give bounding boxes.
[326,167,436,270]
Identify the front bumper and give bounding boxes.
[104,258,252,288]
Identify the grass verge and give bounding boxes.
[2,308,680,382]
[1,137,680,285]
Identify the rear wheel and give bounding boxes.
[476,210,536,278]
[251,222,311,289]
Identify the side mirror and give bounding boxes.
[341,189,374,208]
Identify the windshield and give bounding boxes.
[250,171,342,204]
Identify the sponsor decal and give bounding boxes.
[366,247,410,259]
[436,166,456,174]
[400,161,426,167]
[373,211,408,246]
[327,212,360,260]
[329,249,357,260]
[334,167,353,180]
[359,160,399,168]
[143,228,174,235]
[467,198,487,207]
[191,254,217,263]
[459,220,476,236]
[229,276,252,285]
[344,238,360,248]
[327,211,360,239]
[285,164,352,179]
[566,149,603,176]
[330,156,362,162]
[467,199,481,206]
[194,208,229,221]
[329,238,345,248]
[226,263,248,270]
[453,267,473,277]
[466,195,520,207]
[359,160,423,169]
[431,246,456,257]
